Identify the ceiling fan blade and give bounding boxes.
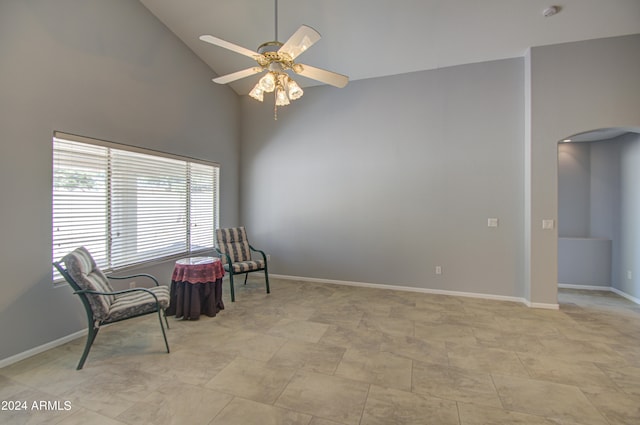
[199,35,260,60]
[278,25,321,60]
[295,64,349,88]
[212,67,263,84]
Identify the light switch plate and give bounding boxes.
[487,218,499,227]
[542,219,555,230]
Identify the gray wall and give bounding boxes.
[590,138,622,289]
[618,133,640,297]
[590,133,640,297]
[590,140,621,241]
[527,34,640,305]
[558,238,611,286]
[0,0,240,362]
[558,143,591,237]
[241,58,525,298]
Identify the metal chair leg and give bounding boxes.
[163,308,170,329]
[243,273,249,285]
[77,326,99,370]
[229,273,235,302]
[264,265,270,294]
[157,309,170,354]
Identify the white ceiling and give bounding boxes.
[140,0,640,95]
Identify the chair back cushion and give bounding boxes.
[216,227,251,263]
[63,247,114,321]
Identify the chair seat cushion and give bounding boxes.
[106,286,170,323]
[225,260,265,274]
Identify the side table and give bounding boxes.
[166,256,225,320]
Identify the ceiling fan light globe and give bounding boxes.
[249,85,264,102]
[258,73,276,92]
[287,79,304,100]
[275,87,290,106]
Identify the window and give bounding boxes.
[53,132,219,277]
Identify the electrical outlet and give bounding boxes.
[628,270,633,280]
[267,254,271,262]
[129,281,136,289]
[487,218,499,228]
[435,266,442,275]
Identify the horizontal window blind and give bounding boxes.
[53,133,219,277]
[189,162,216,253]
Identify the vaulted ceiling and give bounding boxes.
[140,0,640,95]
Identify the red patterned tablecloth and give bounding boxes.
[167,257,225,320]
[171,257,224,283]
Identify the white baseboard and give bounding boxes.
[558,283,611,291]
[0,329,86,369]
[559,283,640,305]
[525,301,560,310]
[611,287,640,305]
[271,274,539,307]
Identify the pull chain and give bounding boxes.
[274,99,278,120]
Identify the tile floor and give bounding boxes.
[1,278,639,424]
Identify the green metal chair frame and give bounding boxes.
[53,260,170,370]
[215,227,270,302]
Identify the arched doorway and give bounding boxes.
[557,127,640,304]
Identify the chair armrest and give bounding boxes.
[74,287,161,304]
[249,245,267,262]
[108,273,160,286]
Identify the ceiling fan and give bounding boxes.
[199,0,348,119]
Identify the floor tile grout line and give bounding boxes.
[357,383,372,425]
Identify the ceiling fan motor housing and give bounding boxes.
[257,41,283,53]
[256,42,296,73]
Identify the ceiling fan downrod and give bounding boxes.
[274,0,278,42]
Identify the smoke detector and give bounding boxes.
[543,6,560,17]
